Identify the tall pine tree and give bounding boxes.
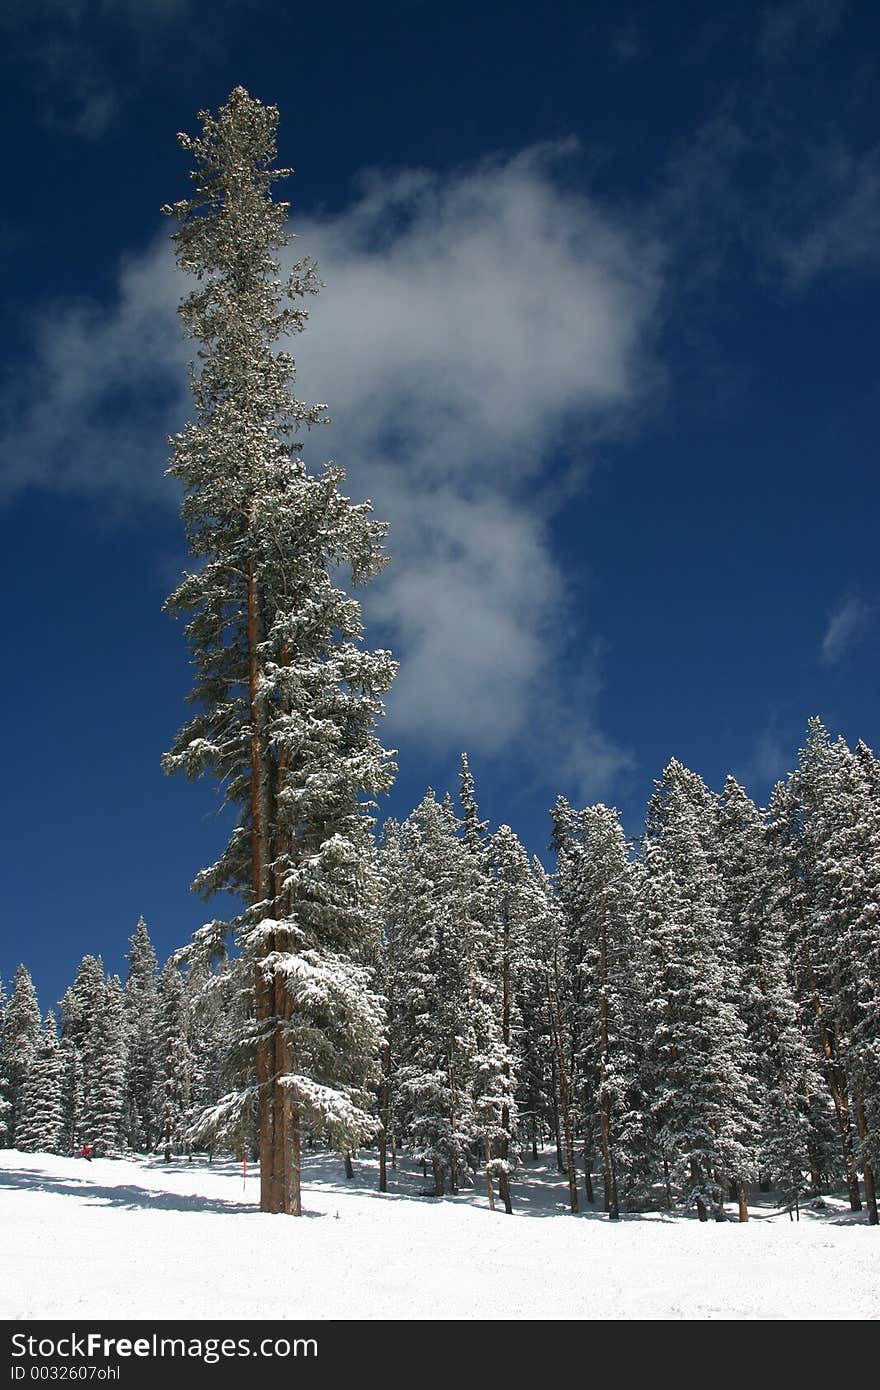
[163,87,395,1212]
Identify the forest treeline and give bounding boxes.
[2,715,877,1224]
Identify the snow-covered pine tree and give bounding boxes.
[155,960,195,1162]
[0,964,41,1147]
[0,977,10,1146]
[456,763,516,1214]
[387,792,475,1195]
[122,917,161,1152]
[717,776,821,1200]
[162,88,395,1212]
[513,857,558,1166]
[17,1012,64,1154]
[553,802,644,1218]
[81,975,127,1156]
[789,725,880,1223]
[60,955,107,1153]
[641,774,757,1220]
[376,817,405,1193]
[775,719,866,1209]
[482,821,555,1213]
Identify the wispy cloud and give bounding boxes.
[821,595,873,663]
[0,237,187,505]
[772,144,880,286]
[759,0,847,64]
[0,143,661,800]
[0,0,229,138]
[736,720,793,794]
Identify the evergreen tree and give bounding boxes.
[513,858,558,1167]
[717,776,821,1197]
[386,792,475,1194]
[641,775,757,1219]
[787,724,880,1222]
[553,802,645,1217]
[17,1012,63,1154]
[0,964,41,1147]
[456,763,516,1213]
[155,960,195,1162]
[81,976,127,1155]
[60,955,107,1154]
[163,87,395,1214]
[483,822,552,1213]
[776,719,866,1209]
[122,917,161,1151]
[0,977,10,1146]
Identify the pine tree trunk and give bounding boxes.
[597,900,617,1217]
[484,1139,496,1211]
[691,1160,708,1221]
[856,1097,879,1226]
[378,1127,387,1194]
[550,1056,564,1172]
[249,559,278,1214]
[737,1180,749,1222]
[290,1105,302,1217]
[344,1151,354,1180]
[499,901,513,1213]
[498,1167,513,1215]
[584,1154,595,1205]
[808,964,862,1209]
[547,971,578,1213]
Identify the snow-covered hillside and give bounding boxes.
[1,1149,877,1320]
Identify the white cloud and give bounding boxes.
[290,147,660,789]
[821,596,872,664]
[1,144,661,796]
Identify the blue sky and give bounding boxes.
[1,0,877,1012]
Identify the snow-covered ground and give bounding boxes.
[1,1148,876,1320]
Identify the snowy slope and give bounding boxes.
[1,1149,876,1321]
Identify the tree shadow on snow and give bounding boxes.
[301,1153,676,1220]
[0,1167,260,1216]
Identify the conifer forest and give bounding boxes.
[2,89,878,1237]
